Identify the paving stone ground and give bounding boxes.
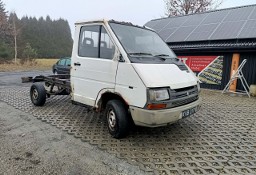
[0,84,255,175]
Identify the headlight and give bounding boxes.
[149,88,170,101]
[197,81,201,92]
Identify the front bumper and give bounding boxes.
[129,97,202,127]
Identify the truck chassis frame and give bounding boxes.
[22,74,71,96]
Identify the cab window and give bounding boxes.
[78,25,115,59]
[100,27,115,59]
[79,25,100,58]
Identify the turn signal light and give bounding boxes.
[147,104,167,110]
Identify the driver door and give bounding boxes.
[71,24,118,106]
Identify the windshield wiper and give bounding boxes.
[154,54,179,61]
[128,52,152,56]
[154,54,170,57]
[153,54,170,61]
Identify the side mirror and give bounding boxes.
[119,54,125,62]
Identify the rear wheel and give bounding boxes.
[30,83,46,106]
[105,100,131,139]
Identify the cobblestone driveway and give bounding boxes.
[0,86,256,175]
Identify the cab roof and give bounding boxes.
[75,19,153,31]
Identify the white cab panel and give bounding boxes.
[133,64,197,89]
[72,57,118,106]
[115,63,146,108]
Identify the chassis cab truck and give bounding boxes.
[71,19,201,138]
[27,19,201,139]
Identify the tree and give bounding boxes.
[164,0,223,16]
[19,16,72,58]
[9,12,22,64]
[0,42,12,62]
[0,0,9,39]
[0,0,12,62]
[21,42,37,64]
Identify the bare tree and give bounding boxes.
[9,12,22,64]
[164,0,223,16]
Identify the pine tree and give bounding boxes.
[0,0,12,62]
[0,0,9,39]
[19,16,72,58]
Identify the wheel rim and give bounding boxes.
[107,109,116,131]
[32,88,39,100]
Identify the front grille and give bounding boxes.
[171,86,198,99]
[174,86,196,92]
[170,96,198,108]
[168,85,199,108]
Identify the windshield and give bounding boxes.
[109,22,177,59]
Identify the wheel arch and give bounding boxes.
[95,89,129,111]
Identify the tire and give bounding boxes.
[53,69,57,75]
[105,100,131,139]
[30,83,46,106]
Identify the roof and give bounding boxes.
[145,4,256,44]
[169,39,256,51]
[75,19,145,29]
[75,19,108,25]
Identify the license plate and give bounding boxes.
[182,106,198,118]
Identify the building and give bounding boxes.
[145,5,256,90]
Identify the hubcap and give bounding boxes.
[108,109,116,131]
[32,89,39,100]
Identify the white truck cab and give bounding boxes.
[71,19,201,138]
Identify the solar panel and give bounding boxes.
[238,19,256,38]
[210,21,246,40]
[158,28,178,41]
[164,17,187,29]
[145,5,256,43]
[224,6,254,22]
[144,20,159,29]
[182,13,207,26]
[166,26,196,42]
[151,18,172,32]
[186,24,219,41]
[201,10,228,24]
[249,7,256,19]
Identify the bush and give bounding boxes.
[21,43,38,65]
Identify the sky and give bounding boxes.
[2,0,256,35]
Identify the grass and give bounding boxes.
[0,59,58,72]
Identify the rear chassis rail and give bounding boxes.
[22,74,71,96]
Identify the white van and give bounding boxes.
[70,19,201,138]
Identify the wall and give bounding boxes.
[176,52,233,90]
[238,53,256,90]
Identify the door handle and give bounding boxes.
[74,62,81,66]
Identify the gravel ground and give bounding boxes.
[0,71,147,175]
[1,70,256,175]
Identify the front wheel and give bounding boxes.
[105,100,131,139]
[30,83,46,106]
